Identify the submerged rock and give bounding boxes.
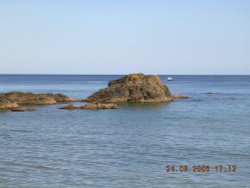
[206,92,220,95]
[172,95,189,99]
[60,104,79,110]
[80,103,119,110]
[11,108,36,112]
[84,73,179,103]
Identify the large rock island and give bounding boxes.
[84,73,185,103]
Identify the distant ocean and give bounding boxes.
[0,75,249,188]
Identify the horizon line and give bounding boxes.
[0,73,250,76]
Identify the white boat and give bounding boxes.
[167,76,173,81]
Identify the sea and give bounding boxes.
[0,75,249,188]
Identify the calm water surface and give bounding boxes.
[0,75,249,188]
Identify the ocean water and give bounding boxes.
[0,75,249,188]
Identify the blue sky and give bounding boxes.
[0,0,249,74]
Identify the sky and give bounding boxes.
[0,0,249,75]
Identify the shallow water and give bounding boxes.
[0,75,249,187]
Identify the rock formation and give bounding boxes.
[0,95,19,110]
[4,92,77,105]
[84,73,184,103]
[1,74,187,112]
[60,103,119,110]
[0,92,78,111]
[80,103,119,110]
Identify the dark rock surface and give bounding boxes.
[60,104,79,110]
[206,92,220,95]
[11,108,36,112]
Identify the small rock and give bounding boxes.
[206,92,220,95]
[172,95,189,99]
[60,104,79,110]
[80,103,119,110]
[11,108,36,112]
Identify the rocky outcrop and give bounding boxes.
[60,103,119,110]
[84,73,183,103]
[4,92,77,105]
[80,103,119,110]
[0,95,19,110]
[0,92,78,111]
[1,74,187,112]
[43,93,79,103]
